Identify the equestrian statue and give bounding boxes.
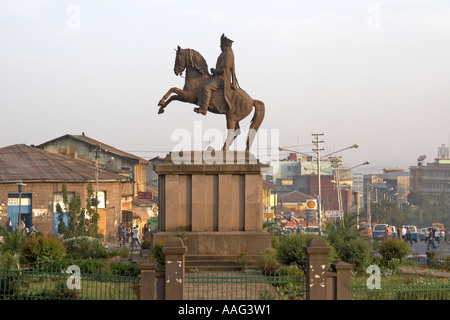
[157,34,265,151]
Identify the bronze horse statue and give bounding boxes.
[157,46,265,151]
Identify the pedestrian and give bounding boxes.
[6,217,13,232]
[29,224,39,235]
[17,218,26,232]
[120,224,127,247]
[131,225,141,248]
[143,223,148,238]
[118,223,123,246]
[401,226,406,241]
[427,228,437,250]
[386,225,391,238]
[406,227,413,245]
[126,225,132,244]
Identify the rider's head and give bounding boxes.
[220,34,233,51]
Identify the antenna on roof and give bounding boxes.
[417,155,426,166]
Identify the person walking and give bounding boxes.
[120,224,127,247]
[406,227,413,245]
[118,223,124,247]
[131,225,141,248]
[6,217,13,232]
[427,228,437,250]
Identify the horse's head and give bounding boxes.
[174,46,186,76]
[174,46,209,77]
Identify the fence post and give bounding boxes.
[162,237,187,300]
[303,237,330,300]
[331,261,352,300]
[139,262,158,300]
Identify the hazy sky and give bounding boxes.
[1,0,449,174]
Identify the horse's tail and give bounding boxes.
[247,100,265,150]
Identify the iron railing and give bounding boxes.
[351,274,450,300]
[185,270,307,300]
[0,267,140,300]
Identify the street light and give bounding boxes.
[323,144,359,159]
[349,160,370,170]
[279,143,359,160]
[17,182,26,230]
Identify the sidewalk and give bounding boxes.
[400,267,450,278]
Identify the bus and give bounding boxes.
[432,223,444,231]
[360,222,372,237]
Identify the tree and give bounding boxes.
[407,192,430,207]
[58,182,102,239]
[0,226,27,269]
[371,200,404,225]
[325,215,371,273]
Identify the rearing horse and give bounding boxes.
[157,46,265,151]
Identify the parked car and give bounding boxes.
[419,228,427,242]
[305,226,320,235]
[373,224,398,240]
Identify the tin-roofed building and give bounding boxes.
[0,144,133,241]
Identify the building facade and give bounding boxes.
[410,144,450,203]
[0,144,132,241]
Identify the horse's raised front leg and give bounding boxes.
[157,87,189,114]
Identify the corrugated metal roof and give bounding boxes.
[0,144,130,182]
[279,190,312,203]
[38,134,149,164]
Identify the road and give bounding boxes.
[406,238,450,258]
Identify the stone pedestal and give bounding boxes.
[152,151,271,256]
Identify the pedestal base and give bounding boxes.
[151,230,271,256]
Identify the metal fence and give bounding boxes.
[0,267,140,300]
[185,270,307,300]
[2,267,449,300]
[351,274,450,300]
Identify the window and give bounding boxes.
[97,191,106,209]
[53,192,75,212]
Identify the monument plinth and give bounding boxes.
[152,151,271,256]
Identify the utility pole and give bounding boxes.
[95,145,99,215]
[330,156,343,212]
[312,133,324,234]
[366,183,372,228]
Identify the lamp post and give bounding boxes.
[348,161,370,227]
[17,182,26,230]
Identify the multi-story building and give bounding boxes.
[267,153,353,215]
[410,144,450,203]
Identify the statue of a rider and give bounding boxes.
[194,34,239,115]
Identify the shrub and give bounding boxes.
[35,257,139,275]
[21,235,66,265]
[152,242,165,271]
[333,238,372,274]
[141,239,152,249]
[277,233,337,273]
[63,237,108,259]
[258,248,280,273]
[379,238,410,267]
